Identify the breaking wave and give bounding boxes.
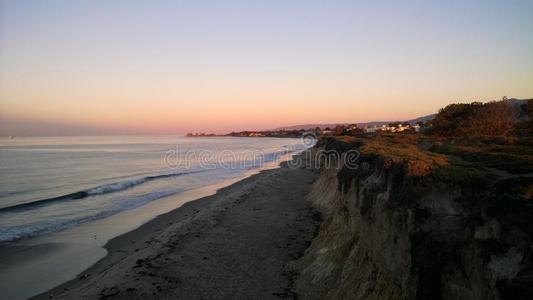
[0,170,205,213]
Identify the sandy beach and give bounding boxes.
[33,162,319,299]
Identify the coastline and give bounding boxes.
[33,160,320,299]
[1,167,274,300]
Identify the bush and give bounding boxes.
[430,100,518,138]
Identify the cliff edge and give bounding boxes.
[294,135,533,300]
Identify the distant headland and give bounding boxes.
[186,130,305,138]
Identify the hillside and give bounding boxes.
[275,98,530,131]
[274,115,436,131]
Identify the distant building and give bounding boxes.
[377,123,413,133]
[346,124,358,131]
[396,124,409,132]
[249,132,265,137]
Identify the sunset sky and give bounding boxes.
[1,0,532,135]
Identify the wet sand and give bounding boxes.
[33,162,320,299]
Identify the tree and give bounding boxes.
[513,99,533,136]
[430,100,517,137]
[346,127,364,136]
[334,125,345,136]
[464,100,517,136]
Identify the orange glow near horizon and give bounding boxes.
[1,1,532,135]
[2,71,532,134]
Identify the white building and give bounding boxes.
[365,126,379,133]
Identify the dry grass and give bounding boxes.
[337,134,449,176]
[328,133,532,180]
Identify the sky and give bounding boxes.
[1,0,532,135]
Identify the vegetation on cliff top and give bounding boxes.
[326,132,531,187]
[326,98,532,180]
[429,98,531,137]
[357,134,448,177]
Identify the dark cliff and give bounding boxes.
[294,136,533,300]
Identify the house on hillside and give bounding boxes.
[396,124,409,132]
[249,132,265,137]
[346,124,358,131]
[365,126,379,133]
[379,123,413,133]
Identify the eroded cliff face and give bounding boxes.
[294,143,533,300]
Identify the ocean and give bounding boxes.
[0,136,304,244]
[0,135,306,299]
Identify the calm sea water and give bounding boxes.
[0,136,304,244]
